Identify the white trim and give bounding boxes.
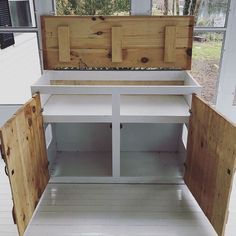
[112,93,121,178]
[216,0,236,123]
[49,176,184,184]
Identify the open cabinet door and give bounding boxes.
[0,94,49,236]
[185,95,236,236]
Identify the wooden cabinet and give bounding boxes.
[0,16,235,236]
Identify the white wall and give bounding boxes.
[0,105,20,127]
[216,0,236,123]
[0,33,41,104]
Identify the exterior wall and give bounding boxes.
[0,33,41,104]
[216,0,236,123]
[0,105,20,127]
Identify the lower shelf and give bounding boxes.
[120,152,184,177]
[50,151,184,183]
[51,151,112,177]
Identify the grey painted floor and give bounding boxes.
[0,158,235,236]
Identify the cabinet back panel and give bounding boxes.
[55,123,112,152]
[55,123,181,152]
[121,124,181,152]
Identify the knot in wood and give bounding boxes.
[186,48,192,57]
[32,106,36,113]
[141,57,149,63]
[28,118,33,127]
[7,146,10,156]
[99,16,105,21]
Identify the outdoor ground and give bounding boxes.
[191,41,222,105]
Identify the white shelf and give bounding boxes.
[120,95,190,123]
[50,151,183,183]
[43,95,112,123]
[121,151,184,177]
[51,151,112,177]
[31,70,201,95]
[43,95,189,123]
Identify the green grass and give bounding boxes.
[193,42,222,61]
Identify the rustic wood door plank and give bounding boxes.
[184,95,236,236]
[0,94,49,236]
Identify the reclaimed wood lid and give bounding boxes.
[41,15,194,70]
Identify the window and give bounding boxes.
[192,32,224,104]
[152,0,229,27]
[56,0,131,16]
[0,0,15,49]
[152,0,230,105]
[9,0,33,27]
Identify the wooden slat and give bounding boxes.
[50,80,184,86]
[112,27,122,62]
[43,48,191,70]
[41,16,194,69]
[0,94,49,236]
[58,26,70,62]
[164,26,177,62]
[184,95,236,236]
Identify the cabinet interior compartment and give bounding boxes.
[47,123,112,178]
[120,123,186,180]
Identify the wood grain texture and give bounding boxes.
[112,27,122,62]
[58,26,70,62]
[184,95,236,236]
[164,26,176,62]
[41,16,194,69]
[0,94,49,236]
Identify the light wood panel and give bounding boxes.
[164,26,176,62]
[112,27,122,62]
[41,16,194,69]
[58,26,70,62]
[0,94,49,236]
[185,95,236,236]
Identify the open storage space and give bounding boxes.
[120,123,185,181]
[43,95,112,123]
[120,95,190,123]
[49,123,112,179]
